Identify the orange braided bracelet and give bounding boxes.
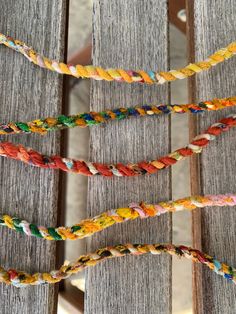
[0,114,235,177]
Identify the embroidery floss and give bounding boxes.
[0,114,235,176]
[1,194,235,240]
[1,243,235,287]
[0,33,235,84]
[0,97,235,135]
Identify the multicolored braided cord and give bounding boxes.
[1,194,235,241]
[1,243,235,287]
[0,97,235,135]
[0,114,235,177]
[0,33,235,84]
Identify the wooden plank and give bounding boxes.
[0,1,68,313]
[187,1,236,313]
[85,1,171,313]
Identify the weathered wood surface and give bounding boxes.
[0,1,67,313]
[188,0,236,313]
[86,0,171,313]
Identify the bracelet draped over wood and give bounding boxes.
[0,32,235,84]
[1,194,235,241]
[0,97,235,135]
[1,243,235,287]
[0,114,235,177]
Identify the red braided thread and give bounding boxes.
[0,116,235,176]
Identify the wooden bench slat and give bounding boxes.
[0,1,68,313]
[188,1,236,313]
[85,0,171,313]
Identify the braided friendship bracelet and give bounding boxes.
[0,114,235,176]
[0,97,236,135]
[1,194,236,241]
[1,243,235,287]
[1,33,236,84]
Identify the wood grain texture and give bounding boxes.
[188,1,236,313]
[0,1,67,313]
[85,1,171,313]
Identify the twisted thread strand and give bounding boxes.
[1,243,235,287]
[1,194,236,241]
[1,33,236,84]
[0,97,235,135]
[0,114,235,177]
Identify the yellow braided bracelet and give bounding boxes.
[0,33,235,84]
[1,243,235,287]
[1,194,235,241]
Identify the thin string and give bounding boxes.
[0,33,235,84]
[1,194,235,241]
[0,114,235,177]
[0,97,235,135]
[1,243,235,287]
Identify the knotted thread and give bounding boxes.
[1,194,236,240]
[0,114,235,177]
[0,32,235,84]
[1,243,235,287]
[0,97,235,135]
